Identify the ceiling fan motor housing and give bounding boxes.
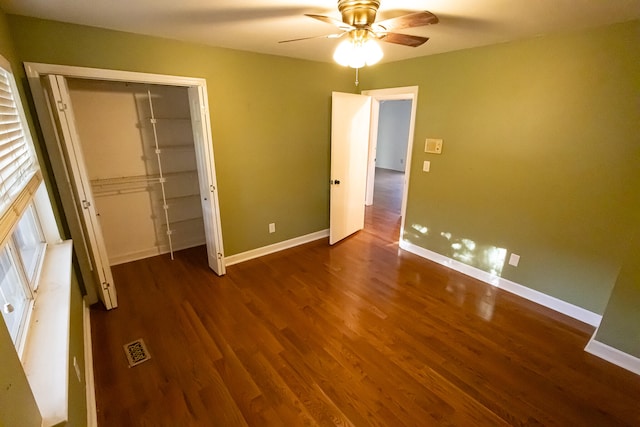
[338,0,380,27]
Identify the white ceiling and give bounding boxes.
[1,0,639,64]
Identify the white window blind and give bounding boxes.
[0,64,42,247]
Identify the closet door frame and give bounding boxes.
[25,63,226,305]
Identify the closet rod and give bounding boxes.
[148,89,174,260]
[91,175,164,186]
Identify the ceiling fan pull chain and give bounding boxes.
[355,67,359,86]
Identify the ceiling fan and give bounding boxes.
[279,0,439,68]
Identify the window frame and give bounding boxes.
[0,54,73,427]
[0,54,52,355]
[0,199,49,352]
[12,202,47,289]
[0,239,33,344]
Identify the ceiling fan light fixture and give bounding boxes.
[333,37,383,68]
[284,2,436,68]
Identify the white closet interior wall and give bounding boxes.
[67,79,205,265]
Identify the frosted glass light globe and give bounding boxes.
[333,38,383,68]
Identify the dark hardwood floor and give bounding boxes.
[91,167,640,426]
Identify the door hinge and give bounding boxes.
[217,252,223,259]
[102,282,110,290]
[82,200,91,209]
[210,184,215,192]
[57,100,67,111]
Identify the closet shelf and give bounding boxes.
[91,174,159,187]
[147,144,194,152]
[152,194,201,203]
[90,171,198,196]
[145,117,191,122]
[154,216,203,226]
[91,171,194,186]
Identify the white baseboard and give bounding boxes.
[83,298,97,427]
[399,240,602,327]
[225,229,329,267]
[585,336,640,376]
[109,238,206,266]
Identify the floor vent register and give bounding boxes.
[123,339,151,367]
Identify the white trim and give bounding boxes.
[363,95,380,207]
[83,298,97,427]
[360,86,418,237]
[585,336,640,376]
[24,62,204,87]
[21,240,73,427]
[109,237,206,266]
[225,229,329,267]
[399,239,602,327]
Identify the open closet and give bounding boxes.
[26,64,225,310]
[67,79,204,265]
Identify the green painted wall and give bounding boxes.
[0,319,40,427]
[0,9,42,427]
[595,226,640,358]
[8,15,355,256]
[363,20,639,315]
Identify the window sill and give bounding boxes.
[20,240,73,427]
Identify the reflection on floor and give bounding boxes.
[364,167,403,242]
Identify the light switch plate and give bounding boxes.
[423,161,430,172]
[425,138,443,154]
[509,253,520,267]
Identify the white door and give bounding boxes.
[44,75,118,309]
[188,86,225,275]
[330,92,372,245]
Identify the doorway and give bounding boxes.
[25,63,225,309]
[362,86,418,243]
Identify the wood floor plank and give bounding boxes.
[92,168,640,426]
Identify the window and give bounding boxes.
[0,55,45,349]
[0,244,30,341]
[0,203,46,344]
[0,55,72,426]
[0,66,38,213]
[13,204,46,285]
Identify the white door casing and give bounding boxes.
[26,63,227,306]
[329,92,372,245]
[44,75,118,309]
[361,86,419,236]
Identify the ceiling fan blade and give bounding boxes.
[379,32,429,47]
[278,33,345,44]
[305,13,354,31]
[374,11,438,32]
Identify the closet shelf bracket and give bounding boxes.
[148,89,174,260]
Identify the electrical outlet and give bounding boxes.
[269,223,276,233]
[509,253,520,267]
